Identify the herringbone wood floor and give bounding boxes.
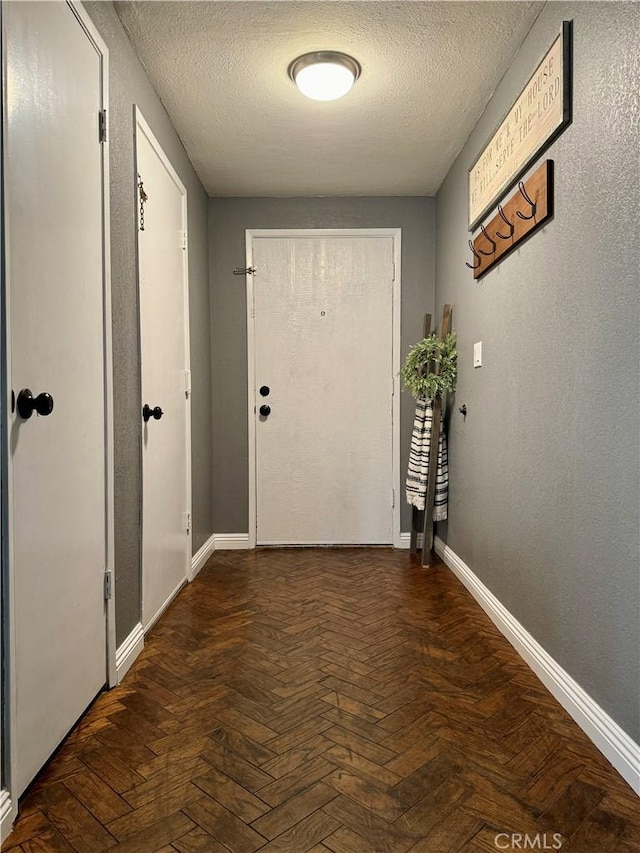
[5,549,639,852]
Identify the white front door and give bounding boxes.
[251,232,396,545]
[5,0,108,794]
[136,111,191,631]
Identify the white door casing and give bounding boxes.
[136,109,191,631]
[4,0,114,798]
[247,230,402,546]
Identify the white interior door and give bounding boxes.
[5,0,108,795]
[136,112,191,631]
[252,233,395,545]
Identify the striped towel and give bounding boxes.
[405,398,448,519]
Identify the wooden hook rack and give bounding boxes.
[467,159,554,279]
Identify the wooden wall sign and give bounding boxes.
[468,21,571,230]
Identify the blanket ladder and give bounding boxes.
[409,304,452,566]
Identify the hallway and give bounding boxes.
[6,549,639,852]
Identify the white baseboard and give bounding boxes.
[144,577,187,634]
[115,622,144,684]
[434,536,640,796]
[214,533,250,550]
[218,534,405,550]
[0,789,15,844]
[191,533,216,578]
[397,532,425,549]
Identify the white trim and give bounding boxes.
[135,108,193,611]
[434,537,640,796]
[259,540,392,547]
[0,790,15,845]
[134,108,188,201]
[214,534,250,550]
[191,533,216,577]
[391,234,402,549]
[246,228,402,549]
[182,202,192,581]
[245,231,257,549]
[3,1,20,817]
[69,2,117,691]
[115,623,144,684]
[144,578,186,634]
[397,532,412,549]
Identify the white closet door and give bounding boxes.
[136,115,191,631]
[253,235,394,545]
[6,0,108,794]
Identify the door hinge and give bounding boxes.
[391,489,395,508]
[104,569,113,600]
[184,368,192,399]
[181,231,187,250]
[184,511,192,534]
[98,110,107,143]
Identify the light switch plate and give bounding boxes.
[473,341,483,368]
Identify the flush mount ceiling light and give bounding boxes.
[288,51,361,101]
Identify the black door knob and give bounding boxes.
[259,386,270,397]
[17,389,54,420]
[143,404,164,422]
[259,404,271,417]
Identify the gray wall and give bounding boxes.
[85,2,213,645]
[435,2,639,739]
[209,197,435,534]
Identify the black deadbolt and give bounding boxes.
[17,389,54,420]
[259,404,271,417]
[259,386,270,397]
[143,404,164,422]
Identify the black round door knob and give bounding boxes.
[259,386,270,397]
[17,389,54,419]
[143,404,164,422]
[259,404,271,417]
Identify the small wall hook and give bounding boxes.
[496,204,514,239]
[516,181,537,220]
[477,224,496,256]
[465,239,481,269]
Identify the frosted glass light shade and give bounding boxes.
[295,63,354,101]
[288,52,361,102]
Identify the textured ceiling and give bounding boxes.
[115,1,543,197]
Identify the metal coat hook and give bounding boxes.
[496,204,514,239]
[516,181,537,220]
[465,239,481,269]
[478,224,496,256]
[466,160,552,279]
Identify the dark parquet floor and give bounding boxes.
[5,548,639,852]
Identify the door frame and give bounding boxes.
[245,228,402,550]
[1,1,115,838]
[134,106,193,628]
